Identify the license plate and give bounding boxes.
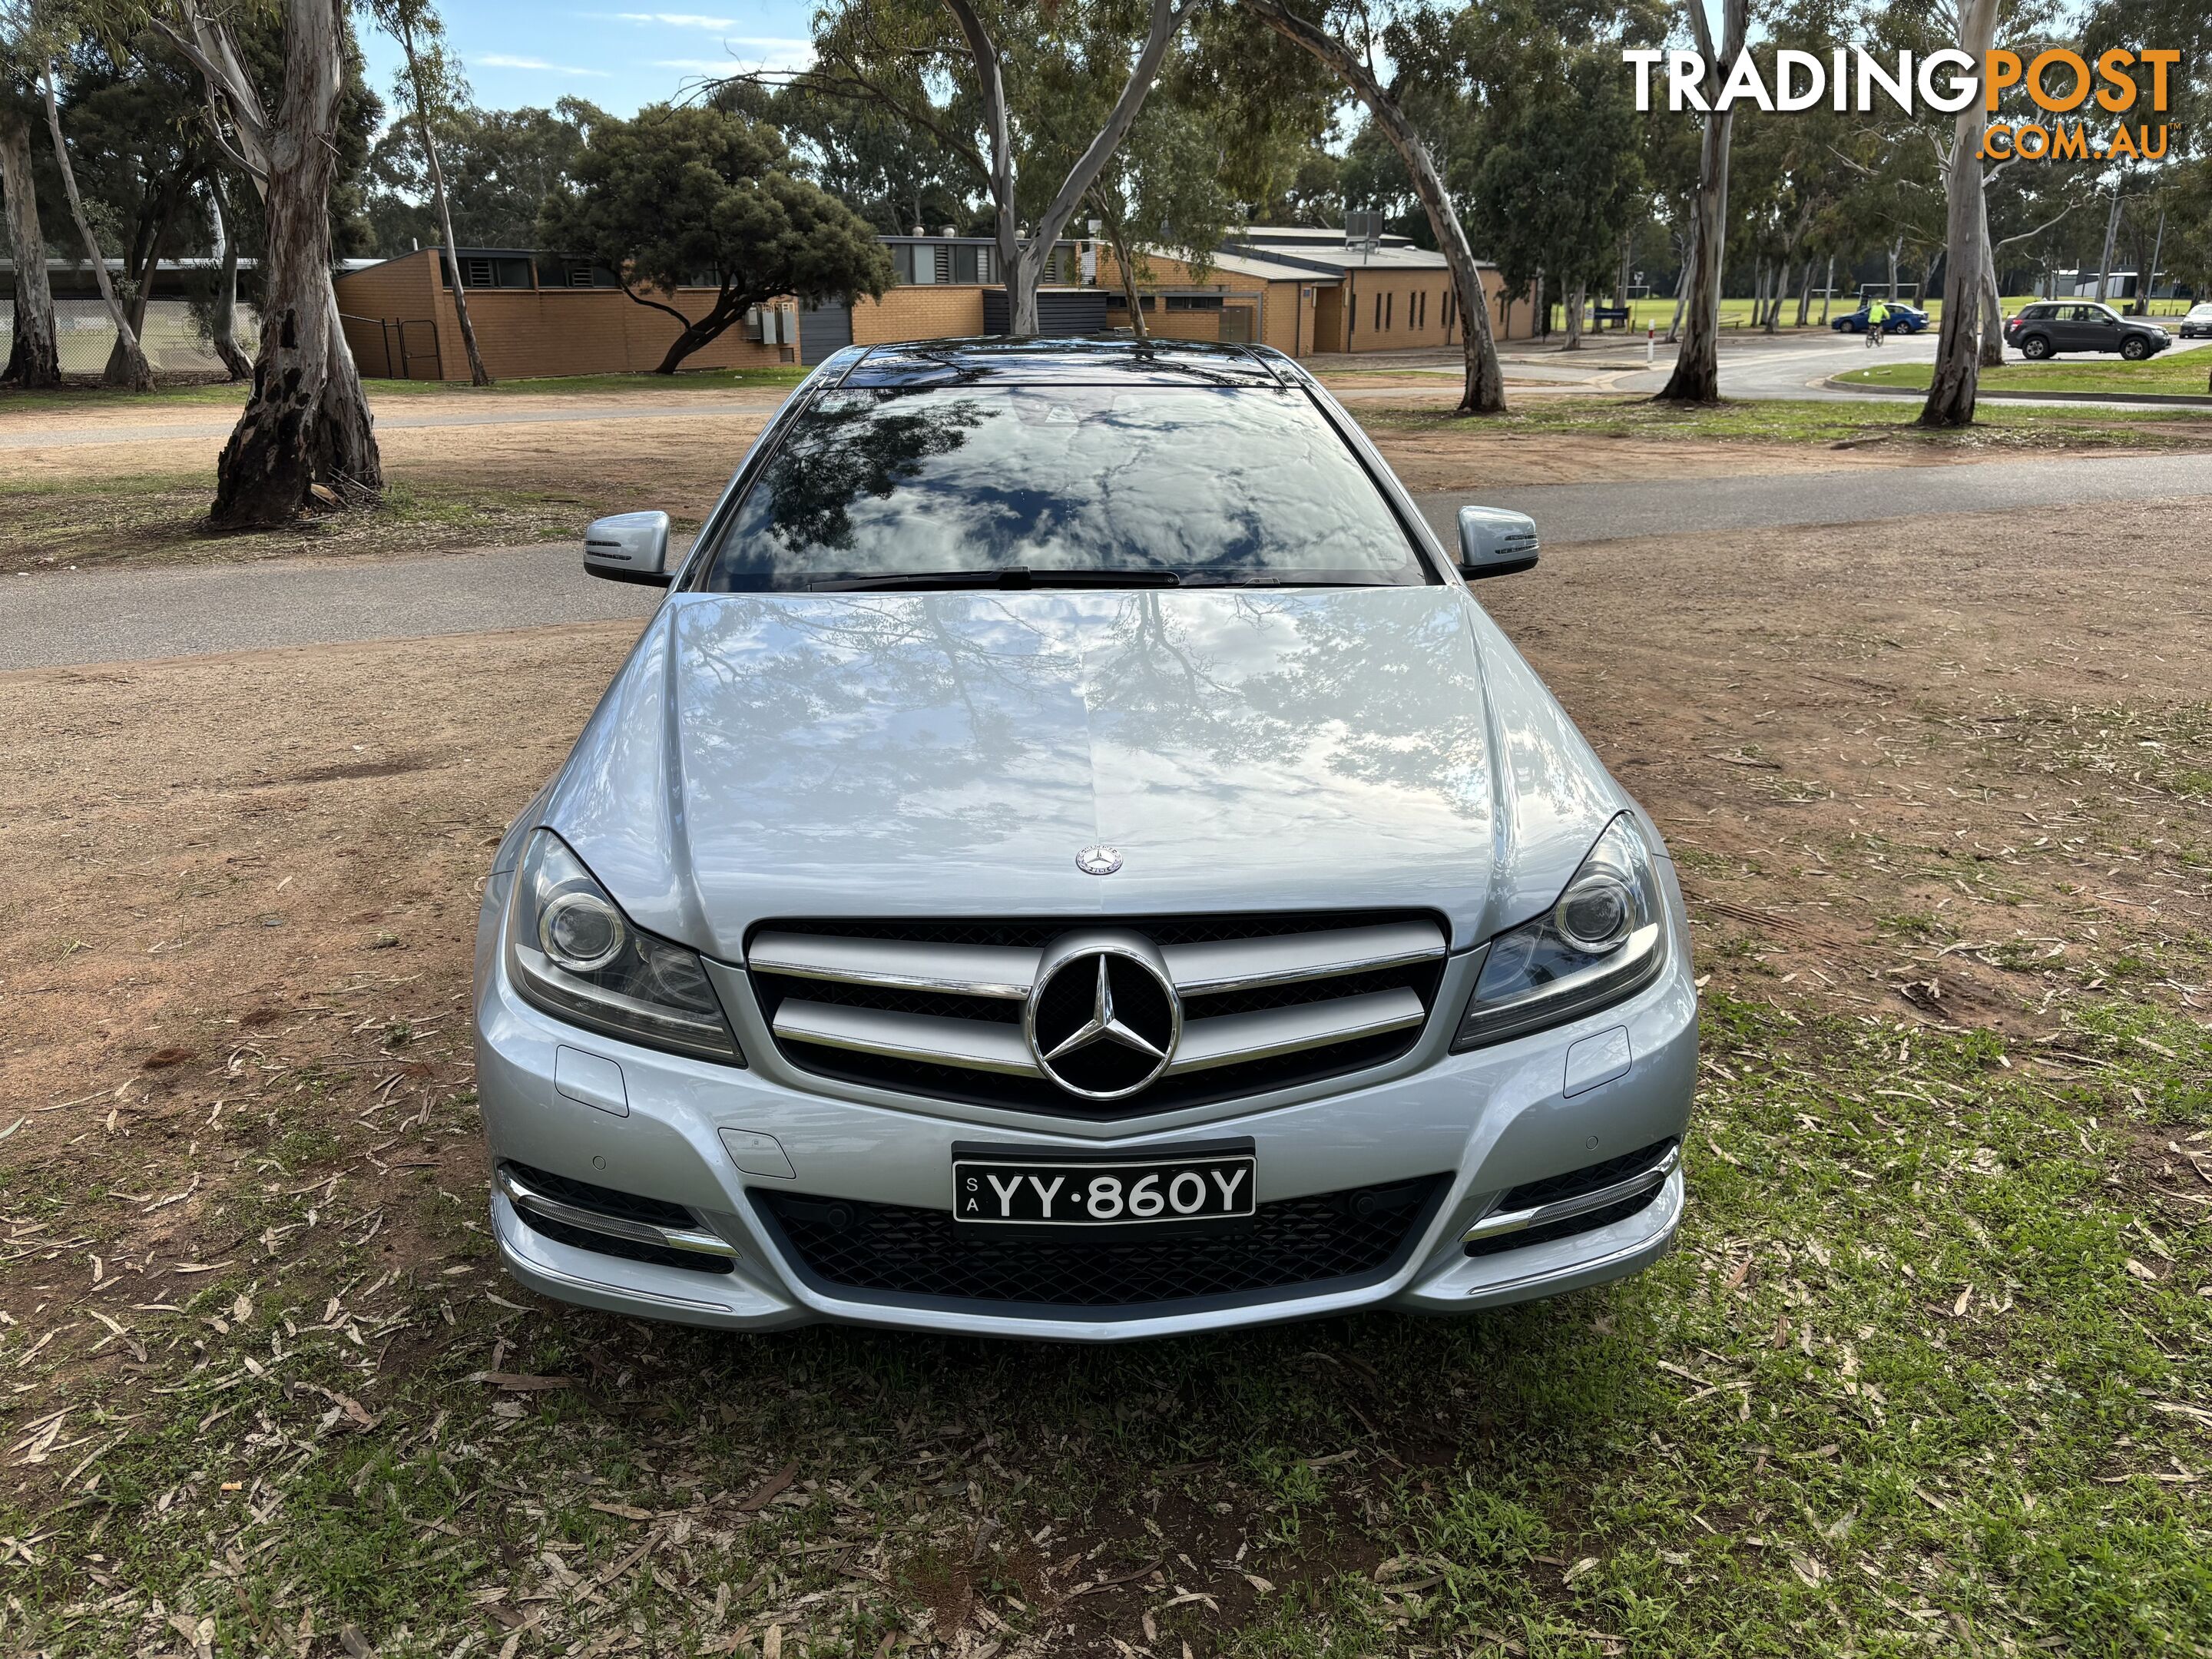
[952,1141,1256,1229]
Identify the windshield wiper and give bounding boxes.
[1176,573,1387,588]
[808,567,1183,592]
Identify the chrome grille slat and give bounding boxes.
[1161,922,1445,994]
[1166,988,1428,1075]
[749,912,1447,1116]
[773,999,1041,1075]
[749,932,1040,1000]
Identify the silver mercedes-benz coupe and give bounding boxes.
[473,338,1696,1340]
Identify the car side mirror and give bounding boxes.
[1456,505,1539,579]
[584,511,673,586]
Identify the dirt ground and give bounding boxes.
[0,386,2073,577]
[5,495,2204,1147]
[2,458,2208,1651]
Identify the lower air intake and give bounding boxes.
[754,1176,1447,1313]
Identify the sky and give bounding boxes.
[356,3,820,118]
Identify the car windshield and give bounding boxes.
[693,385,1435,592]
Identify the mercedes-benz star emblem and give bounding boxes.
[1075,845,1123,876]
[1024,931,1181,1099]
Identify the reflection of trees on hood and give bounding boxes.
[753,395,986,556]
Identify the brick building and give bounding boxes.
[326,226,1529,381]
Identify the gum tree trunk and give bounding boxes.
[1564,280,1584,349]
[42,70,154,392]
[160,0,382,500]
[211,0,346,525]
[1242,0,1505,412]
[1919,0,1998,428]
[945,0,1189,336]
[1656,0,1745,404]
[0,108,60,388]
[399,17,490,385]
[206,177,251,379]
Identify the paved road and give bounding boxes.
[0,544,662,671]
[10,449,2212,672]
[1417,449,2212,547]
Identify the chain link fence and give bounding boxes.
[0,297,261,377]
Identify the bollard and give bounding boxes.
[1646,326,1654,366]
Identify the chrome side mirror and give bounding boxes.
[1456,506,1539,579]
[583,511,673,586]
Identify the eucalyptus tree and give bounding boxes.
[41,57,155,386]
[151,0,384,522]
[1236,0,1505,412]
[0,70,59,386]
[366,0,485,382]
[733,0,1196,336]
[1654,0,1747,402]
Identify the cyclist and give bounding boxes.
[1866,296,1890,347]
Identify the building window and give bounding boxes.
[952,243,979,283]
[1373,292,1382,330]
[1165,295,1224,310]
[1386,292,1394,330]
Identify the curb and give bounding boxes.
[1823,376,2212,409]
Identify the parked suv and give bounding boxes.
[474,338,1696,1340]
[2004,302,2172,360]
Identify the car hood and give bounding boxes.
[544,587,1628,958]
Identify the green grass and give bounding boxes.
[0,363,806,415]
[1362,393,2212,449]
[1838,353,2212,398]
[10,992,2207,1657]
[0,470,622,571]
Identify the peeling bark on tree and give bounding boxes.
[42,69,154,392]
[1919,0,1997,429]
[1656,0,1744,405]
[162,0,382,502]
[1240,0,1505,414]
[211,0,349,528]
[0,109,59,388]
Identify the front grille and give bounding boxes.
[755,1176,1449,1312]
[747,911,1449,1118]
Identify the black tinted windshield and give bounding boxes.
[694,385,1434,591]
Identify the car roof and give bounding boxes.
[836,336,1291,389]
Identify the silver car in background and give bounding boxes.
[473,338,1696,1340]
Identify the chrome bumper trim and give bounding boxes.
[495,1164,737,1260]
[1461,1142,1681,1244]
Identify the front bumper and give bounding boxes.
[472,873,1699,1341]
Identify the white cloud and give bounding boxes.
[614,12,738,25]
[478,53,613,76]
[654,38,815,72]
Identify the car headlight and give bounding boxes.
[1452,813,1667,1051]
[504,830,743,1064]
